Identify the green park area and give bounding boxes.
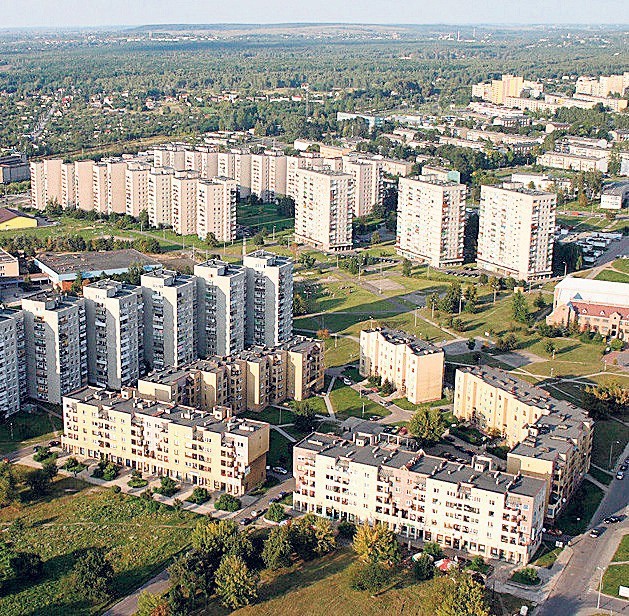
[602,535,629,598]
[0,410,62,455]
[0,476,199,616]
[554,480,605,536]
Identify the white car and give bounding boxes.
[343,378,352,386]
[272,466,288,475]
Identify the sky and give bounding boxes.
[1,0,628,28]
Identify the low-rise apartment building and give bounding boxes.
[293,422,546,564]
[62,387,270,495]
[359,328,445,404]
[454,366,593,520]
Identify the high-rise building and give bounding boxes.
[295,168,354,252]
[141,270,196,370]
[84,280,145,390]
[125,162,150,217]
[22,293,87,404]
[396,175,466,267]
[0,309,26,418]
[74,160,95,211]
[196,177,237,242]
[61,162,76,207]
[171,170,199,236]
[243,250,293,347]
[251,151,287,202]
[92,162,109,213]
[477,183,556,281]
[342,157,382,217]
[359,328,445,404]
[29,161,45,210]
[148,166,174,228]
[30,159,65,210]
[152,144,186,171]
[105,158,128,214]
[194,260,246,357]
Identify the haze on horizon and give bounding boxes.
[1,0,628,29]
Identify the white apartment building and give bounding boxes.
[537,151,608,173]
[196,177,237,243]
[171,170,199,236]
[105,158,128,214]
[148,166,175,227]
[342,157,382,217]
[295,168,354,252]
[22,293,88,404]
[152,144,186,171]
[92,163,109,213]
[293,423,547,565]
[359,328,445,404]
[477,183,556,281]
[194,260,246,357]
[243,250,293,347]
[396,175,466,268]
[60,162,76,207]
[30,159,65,210]
[218,150,252,199]
[0,309,26,418]
[125,162,150,217]
[74,160,95,211]
[29,161,46,210]
[84,280,145,390]
[141,270,197,370]
[251,151,287,202]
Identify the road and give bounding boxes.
[537,443,629,616]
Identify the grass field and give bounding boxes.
[611,534,629,562]
[532,542,563,569]
[588,465,613,486]
[242,407,297,425]
[594,270,629,283]
[591,419,629,470]
[0,478,199,616]
[268,430,293,471]
[0,411,62,455]
[602,564,629,598]
[555,480,604,536]
[329,382,390,420]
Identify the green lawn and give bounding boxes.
[242,407,297,425]
[329,382,390,420]
[588,466,613,486]
[532,542,563,569]
[594,270,629,284]
[0,478,199,616]
[268,430,293,471]
[0,411,62,455]
[392,396,451,411]
[611,534,629,563]
[602,564,629,598]
[555,480,605,536]
[591,420,629,470]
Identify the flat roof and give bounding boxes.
[35,249,161,277]
[363,327,442,356]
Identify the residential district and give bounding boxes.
[0,57,628,616]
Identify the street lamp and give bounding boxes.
[597,566,604,609]
[362,402,365,418]
[609,440,621,470]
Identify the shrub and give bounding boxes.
[128,477,149,489]
[423,541,443,559]
[466,555,489,573]
[610,338,624,351]
[186,487,210,505]
[154,476,178,497]
[337,520,357,539]
[511,567,540,585]
[214,494,242,512]
[349,562,390,593]
[413,553,434,581]
[33,447,56,463]
[62,457,86,473]
[91,460,119,481]
[110,485,121,494]
[265,503,286,523]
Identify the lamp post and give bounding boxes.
[609,440,621,470]
[597,566,604,609]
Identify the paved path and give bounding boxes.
[272,425,296,443]
[323,375,337,420]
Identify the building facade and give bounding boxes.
[0,309,26,418]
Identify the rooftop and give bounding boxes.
[0,207,35,224]
[35,249,160,277]
[363,327,443,356]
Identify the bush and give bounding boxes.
[33,447,55,463]
[413,553,434,581]
[214,494,242,512]
[610,338,624,351]
[61,457,86,473]
[154,476,178,497]
[110,485,121,494]
[265,503,286,523]
[128,477,149,489]
[337,520,357,539]
[511,567,540,585]
[466,555,489,573]
[423,541,443,559]
[91,460,119,481]
[186,487,210,505]
[349,562,390,593]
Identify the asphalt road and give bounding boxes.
[537,446,629,616]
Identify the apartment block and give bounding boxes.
[138,336,325,413]
[84,280,145,390]
[152,144,186,171]
[141,270,197,370]
[29,161,46,210]
[125,162,150,217]
[295,168,354,252]
[105,158,128,214]
[194,260,246,357]
[537,151,608,173]
[148,166,174,227]
[454,366,593,520]
[251,151,287,202]
[196,177,237,242]
[0,309,26,418]
[30,159,65,210]
[63,387,270,495]
[359,328,445,404]
[243,250,293,348]
[293,422,546,564]
[92,163,109,213]
[171,170,199,236]
[396,175,466,268]
[22,293,88,404]
[477,183,556,281]
[74,160,95,211]
[342,158,382,217]
[61,162,75,207]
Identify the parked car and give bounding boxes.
[272,466,288,475]
[277,491,288,500]
[547,528,563,537]
[369,415,380,421]
[343,378,352,386]
[48,440,61,447]
[33,445,41,452]
[604,516,620,524]
[589,528,603,538]
[616,471,625,480]
[620,464,628,472]
[239,517,252,526]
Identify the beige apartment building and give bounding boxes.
[396,175,466,268]
[29,161,46,209]
[454,366,593,520]
[171,170,199,235]
[63,387,270,495]
[22,292,88,404]
[243,250,293,348]
[105,158,128,214]
[196,177,237,243]
[293,423,546,565]
[537,151,608,173]
[61,162,76,207]
[74,160,95,211]
[125,162,150,217]
[477,183,556,281]
[84,280,145,390]
[251,151,287,202]
[359,328,445,404]
[138,336,325,413]
[342,158,382,217]
[0,248,19,278]
[92,163,109,213]
[152,144,186,171]
[141,270,197,370]
[148,166,175,227]
[0,309,27,418]
[295,168,354,252]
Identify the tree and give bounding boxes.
[401,258,413,277]
[293,293,308,316]
[533,292,546,309]
[0,463,17,508]
[214,554,258,609]
[495,333,517,352]
[70,272,85,295]
[262,525,293,570]
[380,378,395,396]
[349,561,390,593]
[544,340,557,357]
[408,407,445,444]
[371,231,381,245]
[577,190,588,208]
[317,328,330,340]
[136,591,170,616]
[423,541,443,559]
[24,468,52,496]
[205,232,219,248]
[467,338,476,351]
[353,522,400,565]
[265,503,286,523]
[435,574,490,616]
[291,514,336,560]
[413,553,434,581]
[489,276,500,304]
[439,282,462,313]
[253,232,265,246]
[214,494,241,512]
[512,293,530,325]
[71,548,114,602]
[293,400,317,433]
